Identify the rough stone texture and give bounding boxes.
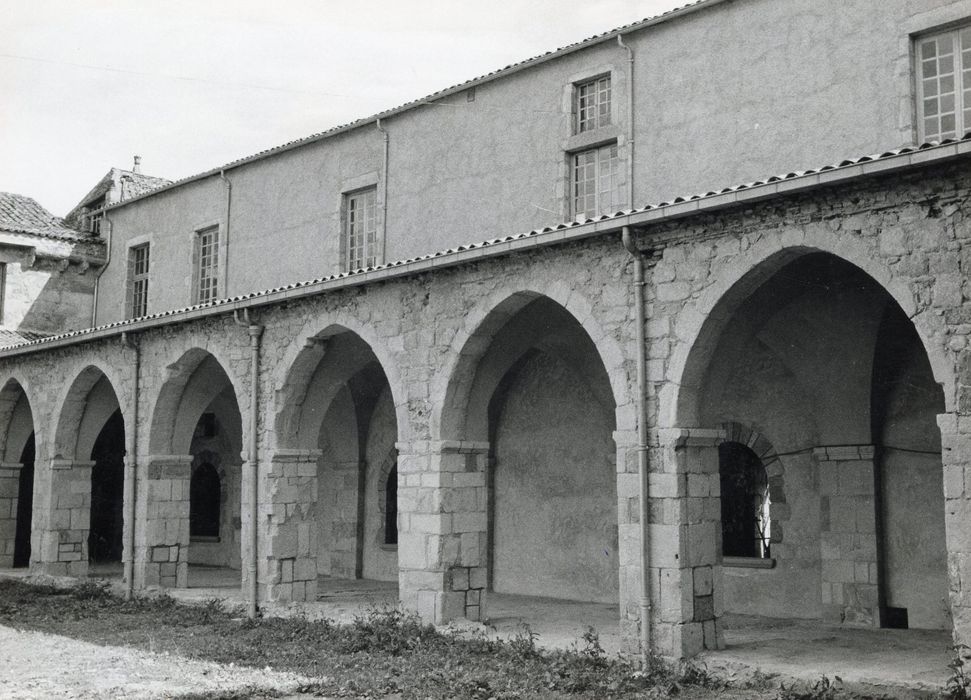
[263,450,318,602]
[816,446,880,627]
[7,159,971,660]
[0,462,21,567]
[135,455,191,588]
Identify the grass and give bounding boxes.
[0,578,860,699]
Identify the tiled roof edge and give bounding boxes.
[103,0,728,213]
[3,134,969,358]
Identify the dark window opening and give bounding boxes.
[194,412,217,439]
[88,410,126,562]
[384,465,398,546]
[719,441,771,559]
[190,463,221,539]
[13,433,34,568]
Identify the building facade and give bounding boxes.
[2,0,971,662]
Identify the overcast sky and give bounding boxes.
[0,1,686,216]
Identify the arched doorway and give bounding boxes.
[441,293,620,607]
[275,326,400,602]
[147,349,243,589]
[676,251,946,634]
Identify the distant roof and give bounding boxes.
[65,168,171,226]
[106,0,729,213]
[0,329,48,348]
[0,192,86,241]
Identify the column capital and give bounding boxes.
[50,458,96,470]
[269,448,323,463]
[655,427,725,448]
[0,461,23,471]
[395,440,489,455]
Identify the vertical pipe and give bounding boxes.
[622,225,651,663]
[121,331,139,600]
[91,213,112,328]
[218,170,232,297]
[376,119,390,264]
[616,34,635,208]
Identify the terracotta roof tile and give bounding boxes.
[0,192,86,241]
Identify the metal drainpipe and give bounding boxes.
[376,118,389,263]
[91,212,112,328]
[234,309,263,619]
[616,34,634,207]
[218,170,232,295]
[121,331,139,601]
[622,225,651,664]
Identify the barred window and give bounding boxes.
[917,26,971,142]
[194,226,219,304]
[575,76,611,133]
[572,144,625,220]
[127,244,149,319]
[344,188,377,272]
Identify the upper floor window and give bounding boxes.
[572,144,626,219]
[193,226,219,304]
[127,243,149,319]
[344,188,377,272]
[0,263,7,325]
[575,75,611,133]
[87,211,103,236]
[917,25,971,142]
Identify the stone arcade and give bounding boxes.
[3,0,971,668]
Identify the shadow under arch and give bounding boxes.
[668,245,953,429]
[0,377,36,568]
[436,290,628,442]
[149,347,244,457]
[52,364,125,462]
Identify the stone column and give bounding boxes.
[815,445,879,626]
[261,449,319,602]
[649,428,724,659]
[0,462,22,567]
[134,455,191,588]
[323,457,362,579]
[31,459,93,578]
[939,413,971,646]
[397,440,488,624]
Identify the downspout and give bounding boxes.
[234,308,263,619]
[121,331,139,601]
[622,225,651,664]
[218,170,232,295]
[90,212,112,328]
[376,119,390,263]
[617,34,635,206]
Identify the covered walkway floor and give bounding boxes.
[701,614,950,696]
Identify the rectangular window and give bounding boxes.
[572,144,625,220]
[194,226,219,304]
[917,25,971,142]
[575,75,611,133]
[344,188,378,272]
[88,212,102,236]
[127,244,149,319]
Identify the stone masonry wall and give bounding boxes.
[2,159,971,660]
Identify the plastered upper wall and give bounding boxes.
[96,0,971,324]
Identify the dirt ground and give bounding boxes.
[0,624,312,699]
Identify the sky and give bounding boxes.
[0,1,687,216]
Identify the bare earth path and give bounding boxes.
[0,624,312,699]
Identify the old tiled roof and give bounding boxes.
[0,329,49,348]
[106,0,726,212]
[0,192,85,241]
[4,134,970,356]
[65,169,171,226]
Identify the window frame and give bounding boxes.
[915,23,971,142]
[126,242,150,319]
[574,74,612,134]
[571,142,626,220]
[192,225,220,305]
[342,186,379,273]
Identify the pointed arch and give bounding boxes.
[53,365,125,461]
